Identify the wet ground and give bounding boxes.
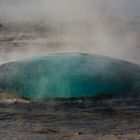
[0,98,140,140]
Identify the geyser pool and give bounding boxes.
[0,53,140,99]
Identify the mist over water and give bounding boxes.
[0,0,140,64]
[0,53,140,99]
[0,2,140,139]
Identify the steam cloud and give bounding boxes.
[0,0,140,64]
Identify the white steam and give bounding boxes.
[0,0,140,64]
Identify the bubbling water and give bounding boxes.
[0,53,140,99]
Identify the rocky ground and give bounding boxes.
[0,98,140,140]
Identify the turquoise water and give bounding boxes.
[0,53,140,99]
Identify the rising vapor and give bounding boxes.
[0,0,140,64]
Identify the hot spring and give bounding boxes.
[0,53,140,99]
